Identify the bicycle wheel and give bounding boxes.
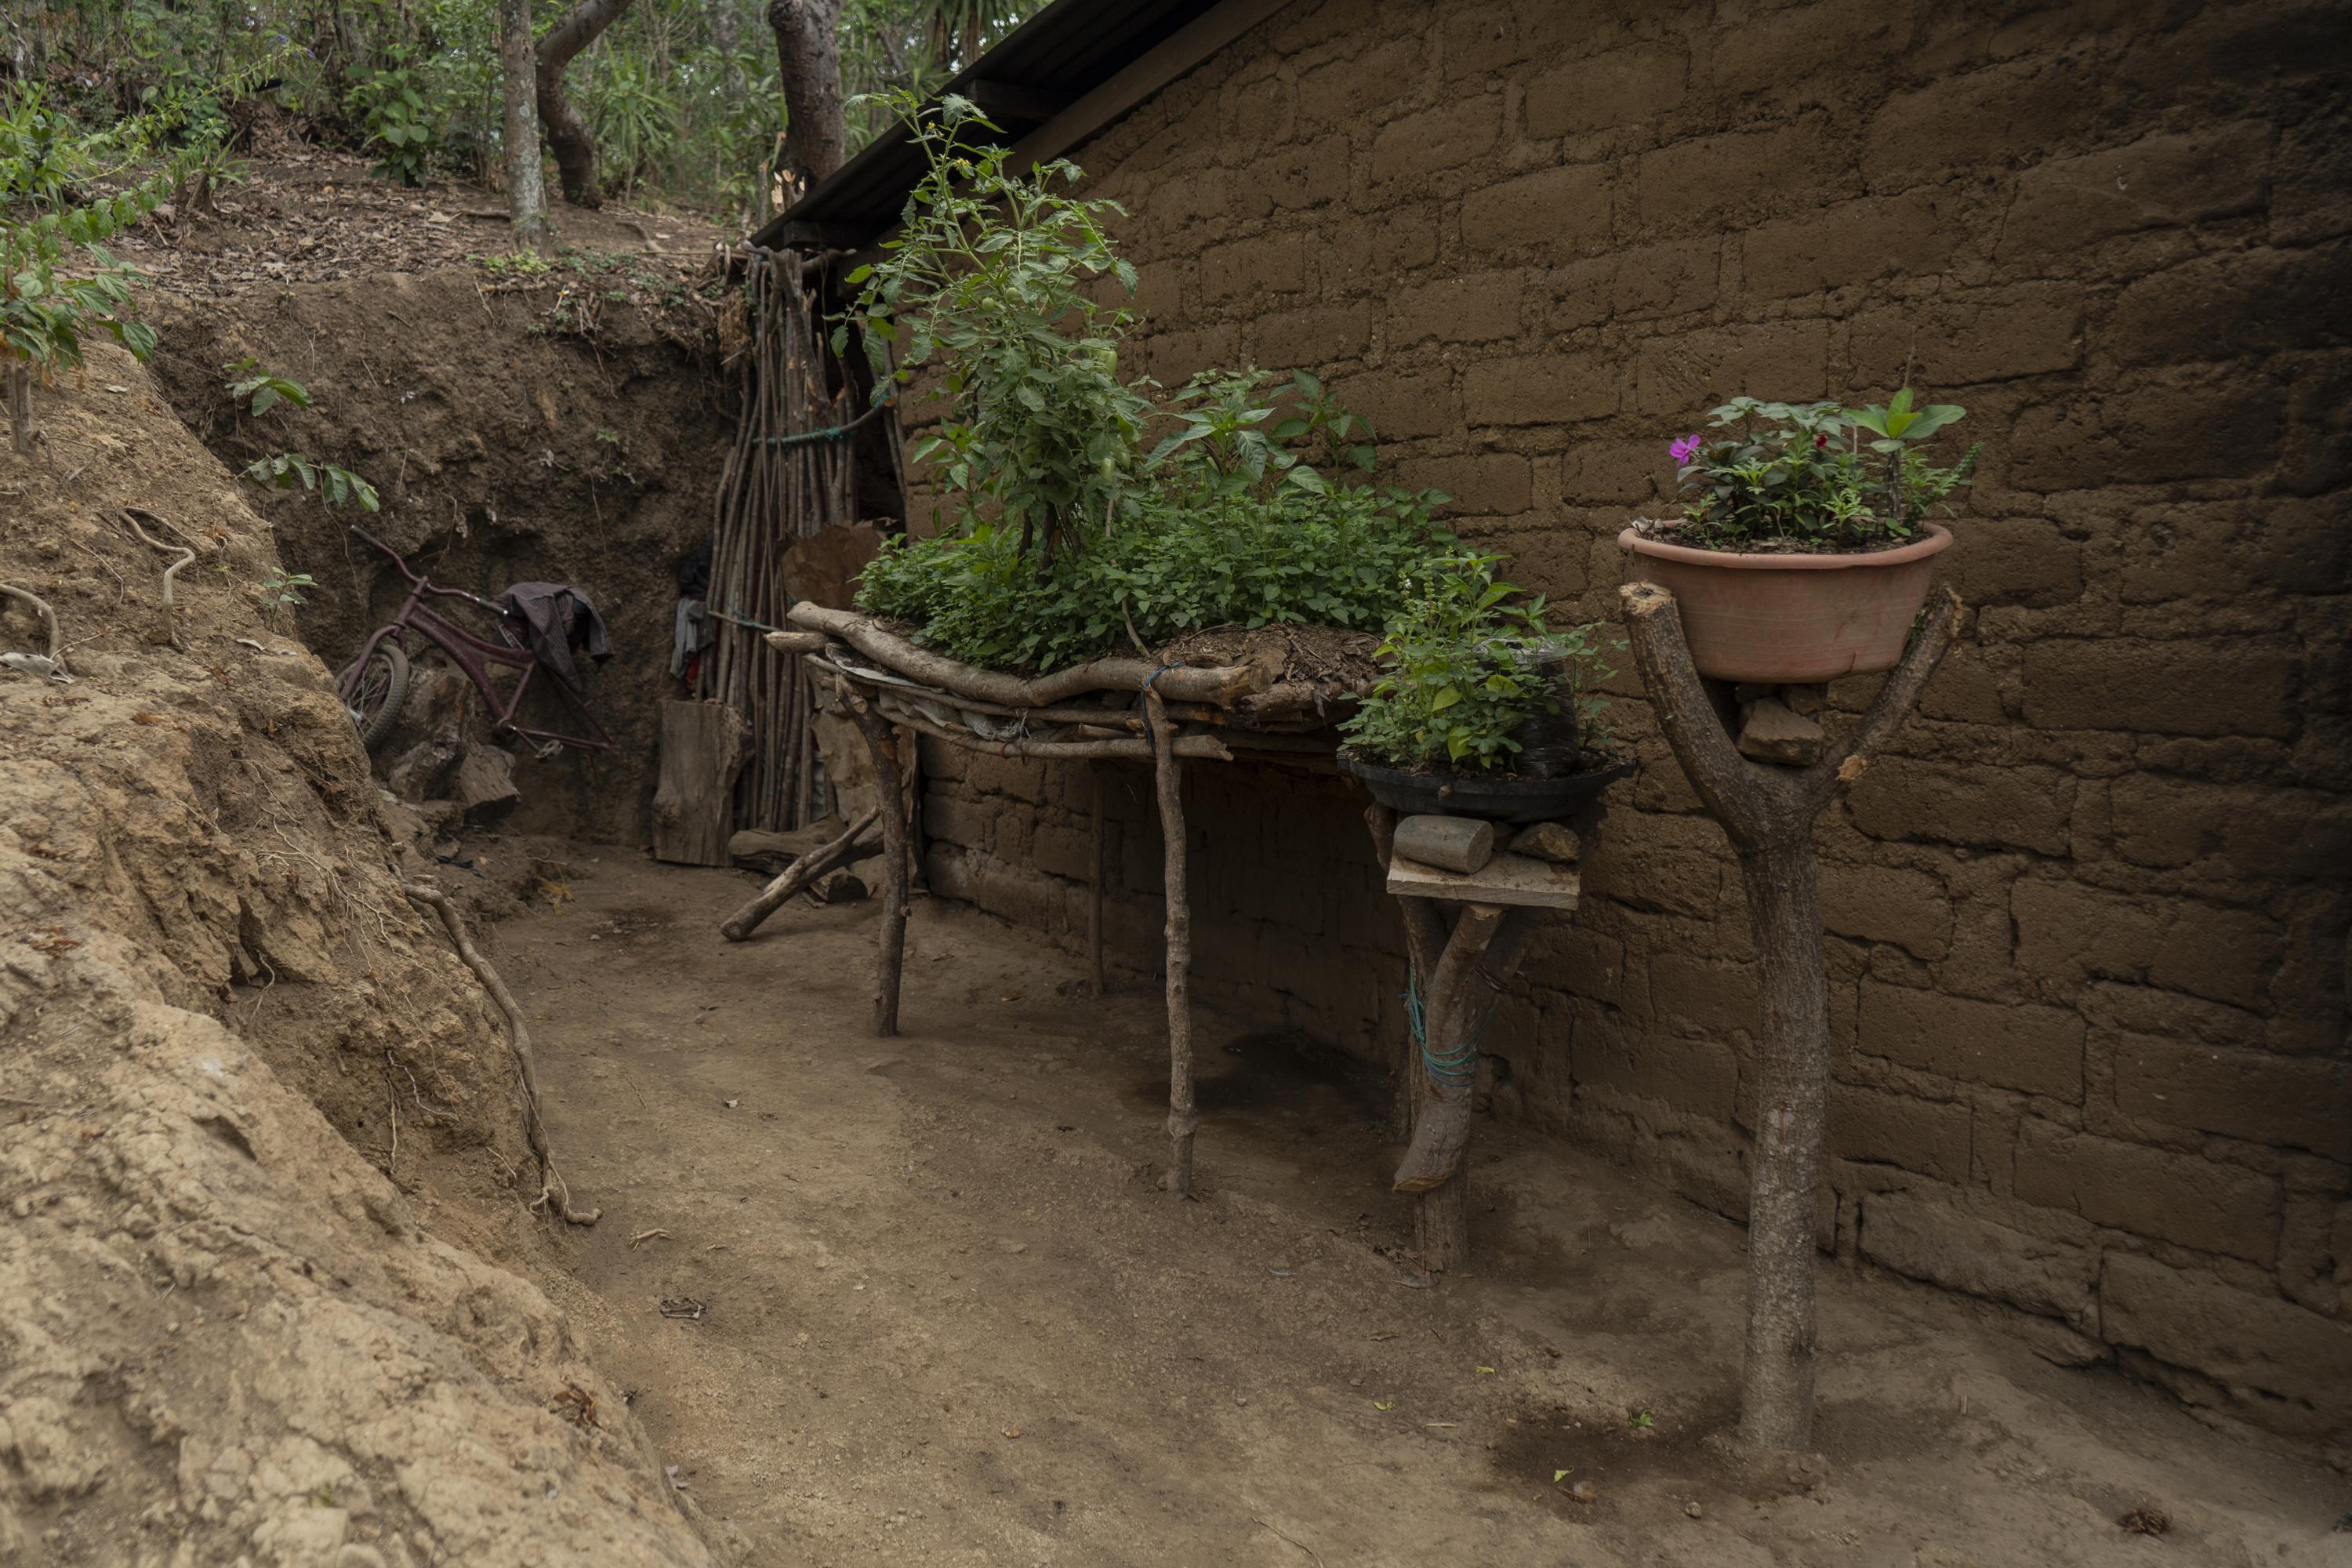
[339,641,410,753]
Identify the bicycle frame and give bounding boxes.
[338,528,615,754]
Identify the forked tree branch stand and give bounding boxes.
[1619,579,1962,1453]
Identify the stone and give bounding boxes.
[1510,822,1581,864]
[1736,697,1824,765]
[2013,1120,2280,1264]
[451,745,517,823]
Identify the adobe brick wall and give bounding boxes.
[901,0,2352,1446]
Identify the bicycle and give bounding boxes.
[335,526,615,757]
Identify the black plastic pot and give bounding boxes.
[1337,753,1635,824]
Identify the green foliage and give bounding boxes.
[259,568,318,613]
[843,88,1145,563]
[1669,394,1980,550]
[347,48,443,187]
[582,50,681,197]
[223,358,313,416]
[240,452,382,511]
[1339,554,1610,773]
[0,78,230,447]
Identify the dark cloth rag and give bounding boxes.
[496,582,612,695]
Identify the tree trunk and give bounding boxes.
[6,365,31,456]
[498,0,553,252]
[767,0,847,201]
[535,0,636,209]
[1731,839,1832,1449]
[1619,579,1962,1451]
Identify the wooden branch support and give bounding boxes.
[1089,764,1108,999]
[1363,806,1550,1273]
[717,804,883,941]
[1145,686,1198,1197]
[1619,580,1962,1453]
[787,602,1272,708]
[840,680,913,1037]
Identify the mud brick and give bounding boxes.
[1846,759,2074,855]
[1649,950,1757,1037]
[2014,1120,2278,1263]
[2113,1036,2352,1161]
[1254,303,1370,369]
[1461,163,1613,255]
[1817,863,1953,960]
[2020,638,2295,738]
[1848,283,2082,387]
[1461,352,1619,427]
[2105,245,2351,368]
[1261,135,1352,212]
[1334,368,1457,441]
[1865,57,2103,194]
[1297,39,1425,129]
[1632,318,1831,416]
[1937,516,2083,609]
[1200,234,1306,302]
[2000,123,2270,257]
[1633,122,1843,230]
[1392,452,1532,515]
[2102,1252,2352,1417]
[1860,1189,2093,1321]
[1738,191,1960,299]
[1570,1001,1739,1121]
[1859,980,2085,1099]
[1832,1089,1973,1185]
[1371,95,1502,183]
[1525,42,1689,136]
[1388,269,1533,345]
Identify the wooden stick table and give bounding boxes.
[767,607,1352,1198]
[1365,805,1581,1273]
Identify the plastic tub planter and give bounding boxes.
[1617,523,1953,684]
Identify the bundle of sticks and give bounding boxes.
[699,247,866,832]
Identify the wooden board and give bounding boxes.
[652,699,749,866]
[1386,849,1581,910]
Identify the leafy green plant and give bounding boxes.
[347,49,441,187]
[1340,553,1610,773]
[258,568,318,614]
[223,358,313,416]
[240,452,381,511]
[840,88,1145,564]
[583,50,681,196]
[1667,393,1979,551]
[1,82,205,455]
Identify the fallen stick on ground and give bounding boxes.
[401,882,601,1225]
[719,804,883,942]
[0,582,66,679]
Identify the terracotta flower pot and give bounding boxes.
[1617,524,1953,684]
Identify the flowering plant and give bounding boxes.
[1665,392,1979,551]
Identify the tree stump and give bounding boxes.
[1618,580,1962,1451]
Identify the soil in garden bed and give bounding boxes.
[1626,518,1932,556]
[1160,622,1385,689]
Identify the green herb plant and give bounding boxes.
[1340,553,1611,774]
[1669,393,1979,551]
[839,87,1146,565]
[240,452,382,511]
[223,358,314,416]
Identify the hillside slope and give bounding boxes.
[0,343,717,1566]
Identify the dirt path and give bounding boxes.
[492,855,2347,1567]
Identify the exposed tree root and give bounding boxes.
[402,881,601,1225]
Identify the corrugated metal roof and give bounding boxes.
[750,0,1222,251]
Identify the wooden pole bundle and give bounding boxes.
[1618,580,1962,1452]
[701,247,874,834]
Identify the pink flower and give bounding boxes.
[1669,434,1702,466]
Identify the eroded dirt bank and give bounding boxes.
[500,855,2351,1567]
[144,197,730,845]
[1,345,713,1564]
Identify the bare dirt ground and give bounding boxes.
[496,855,2351,1568]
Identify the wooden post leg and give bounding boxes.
[1090,764,1108,999]
[1145,689,1196,1196]
[843,686,910,1039]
